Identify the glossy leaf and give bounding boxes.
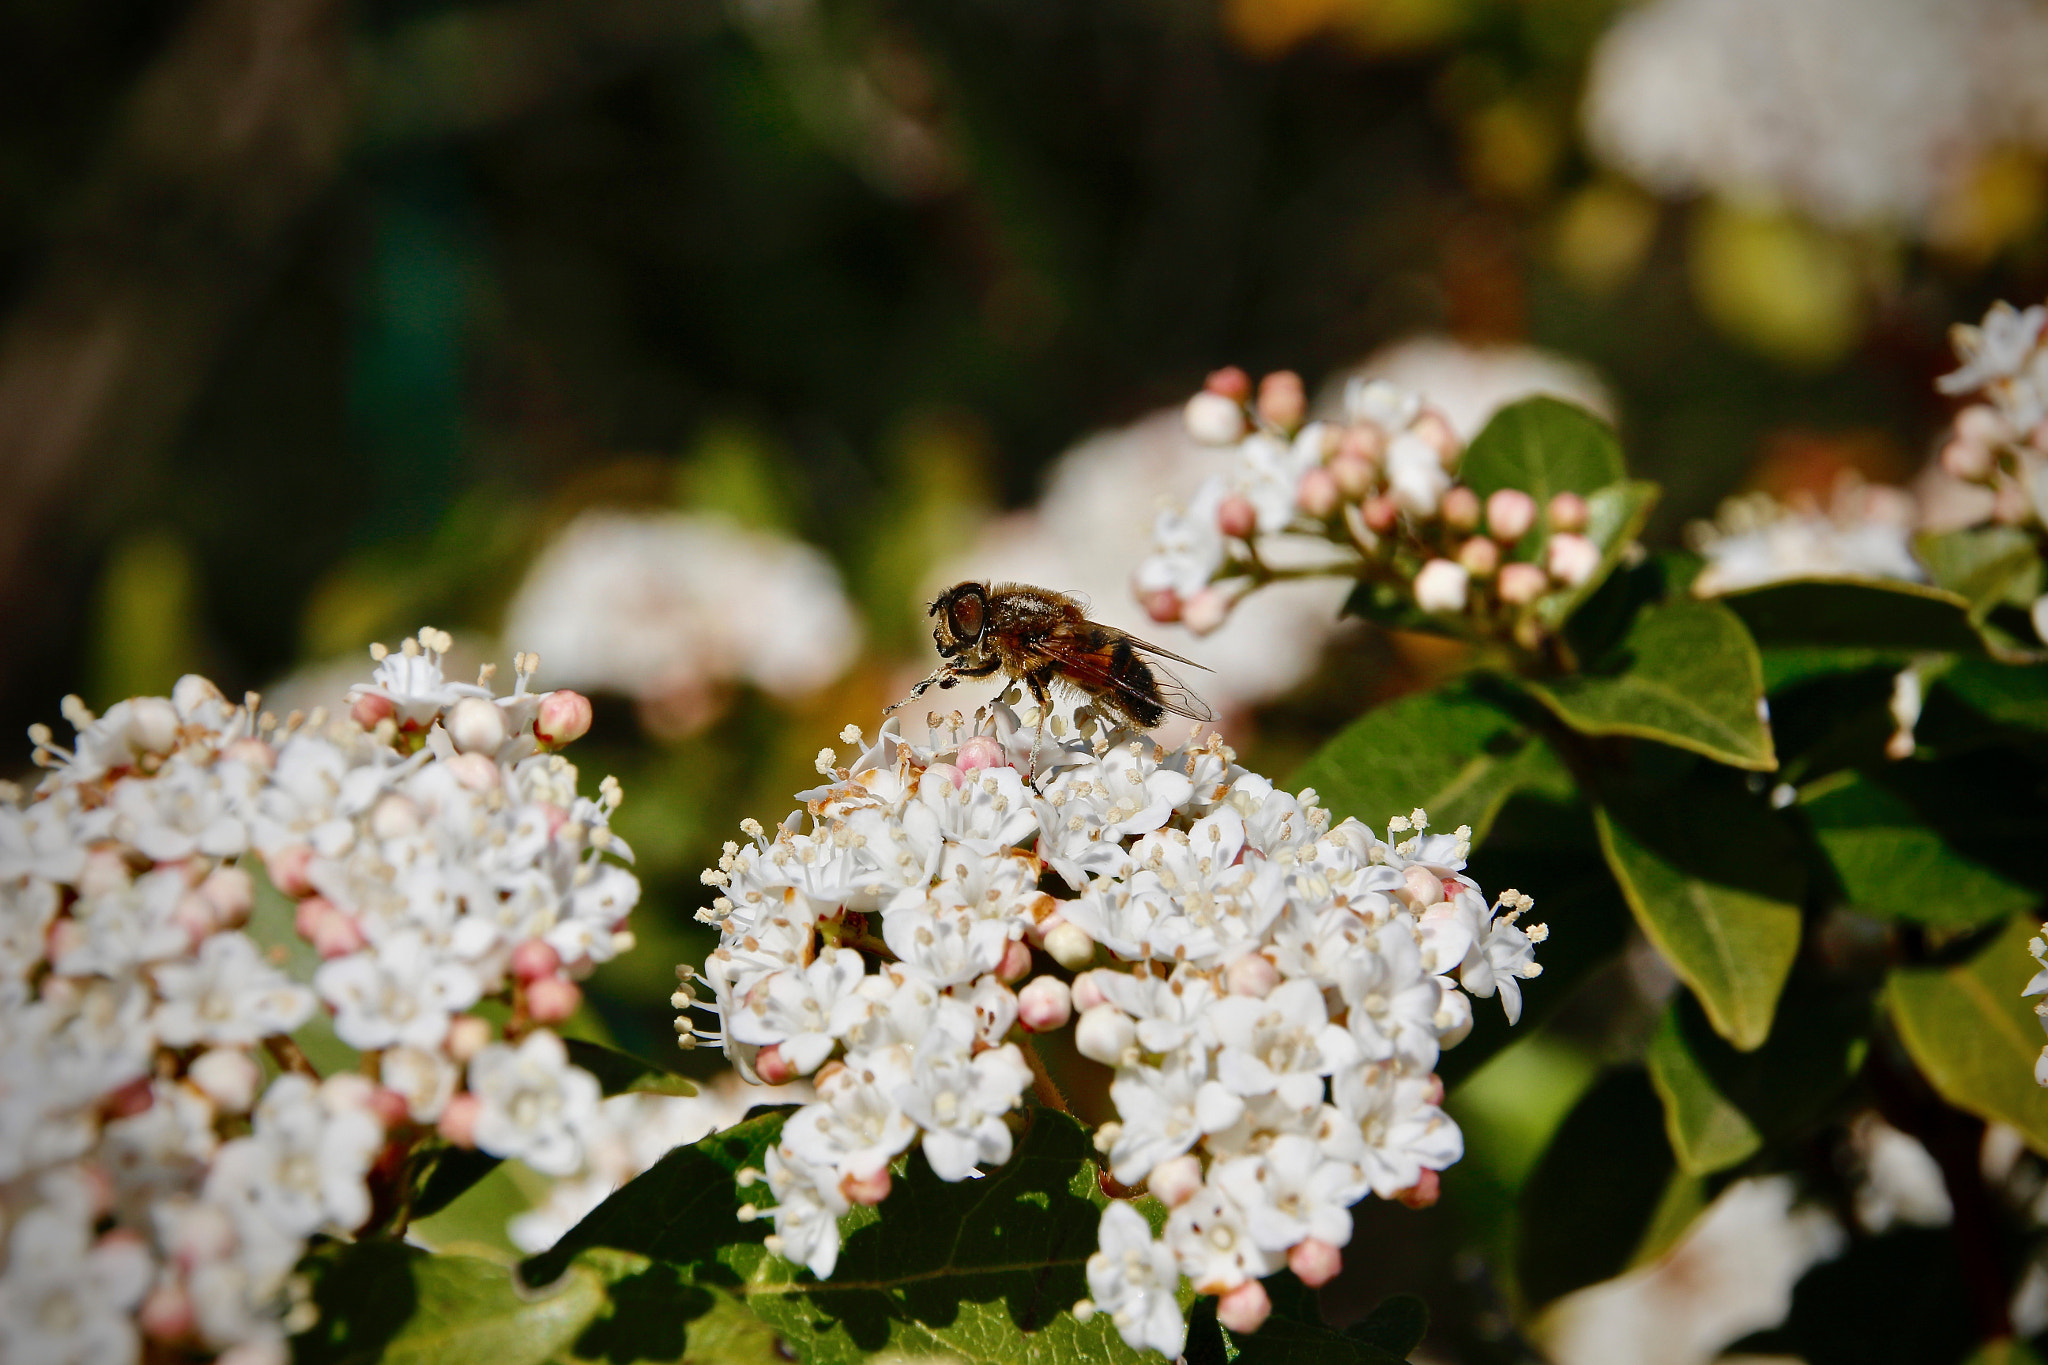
[1917,524,2041,615]
[1890,914,2048,1156]
[1595,781,1804,1050]
[1458,396,1625,505]
[1521,599,1776,770]
[1932,657,2048,734]
[563,1039,698,1098]
[1291,684,1570,845]
[1802,772,2033,927]
[1515,1068,1675,1309]
[1720,577,1985,655]
[1346,1294,1428,1359]
[1646,982,1872,1175]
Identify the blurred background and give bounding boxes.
[4,0,2044,1359]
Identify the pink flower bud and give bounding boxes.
[1395,1169,1441,1208]
[956,735,1007,771]
[535,690,594,747]
[1941,437,1995,481]
[1182,587,1232,637]
[190,1049,262,1113]
[1996,479,2034,524]
[754,1043,797,1085]
[1413,559,1470,614]
[445,1015,491,1063]
[1295,468,1340,519]
[1330,448,1377,500]
[1069,970,1107,1013]
[1288,1238,1343,1287]
[1185,391,1248,446]
[1362,494,1399,534]
[172,893,216,946]
[1257,370,1306,430]
[1457,537,1501,577]
[1497,561,1548,604]
[447,697,507,755]
[526,976,582,1024]
[1546,532,1601,587]
[1547,490,1589,533]
[350,692,395,729]
[1957,403,2009,446]
[1017,976,1073,1031]
[45,918,84,964]
[1486,488,1537,542]
[102,1075,155,1120]
[1441,486,1481,531]
[1216,493,1259,538]
[1044,921,1096,971]
[445,752,501,792]
[1148,1154,1205,1207]
[1415,409,1460,465]
[368,1087,411,1129]
[510,939,562,981]
[293,895,338,941]
[139,1283,197,1342]
[312,912,367,960]
[1341,422,1386,463]
[1205,366,1252,401]
[922,762,966,792]
[841,1166,892,1206]
[1422,1072,1445,1106]
[1217,1279,1273,1334]
[1400,865,1445,910]
[199,865,253,927]
[997,938,1034,984]
[1226,953,1278,998]
[371,793,422,841]
[438,1093,482,1147]
[1138,587,1183,624]
[266,845,315,898]
[223,736,275,772]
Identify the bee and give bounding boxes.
[888,581,1214,741]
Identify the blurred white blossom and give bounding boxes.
[1688,481,1925,595]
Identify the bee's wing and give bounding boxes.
[1113,631,1212,672]
[1039,628,1217,724]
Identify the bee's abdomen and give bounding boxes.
[1107,635,1165,728]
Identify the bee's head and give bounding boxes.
[929,581,989,656]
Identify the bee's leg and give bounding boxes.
[1023,668,1058,782]
[884,666,954,714]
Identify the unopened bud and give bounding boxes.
[445,751,501,792]
[1138,587,1183,624]
[1546,532,1601,587]
[1415,409,1460,465]
[1148,1154,1205,1207]
[754,1043,797,1086]
[438,1093,481,1147]
[1216,1279,1273,1334]
[1547,491,1589,533]
[266,845,316,898]
[922,762,966,791]
[1217,493,1258,538]
[1256,370,1306,430]
[1044,922,1096,970]
[350,692,395,730]
[447,698,507,755]
[510,940,562,981]
[1185,391,1248,446]
[1181,587,1232,637]
[130,696,181,754]
[1295,468,1340,519]
[841,1166,891,1206]
[526,976,582,1024]
[1497,561,1548,604]
[1288,1238,1343,1287]
[1395,1168,1441,1208]
[1486,488,1537,542]
[1017,976,1073,1031]
[190,1049,263,1113]
[445,1015,491,1064]
[1362,494,1399,534]
[1204,366,1252,402]
[956,735,1008,772]
[1400,865,1445,909]
[1413,559,1470,615]
[198,865,254,927]
[312,912,367,959]
[997,938,1034,984]
[1330,448,1377,500]
[293,895,338,941]
[1458,537,1500,577]
[139,1283,197,1342]
[1441,486,1481,531]
[1069,969,1107,1012]
[535,690,594,747]
[1074,1005,1136,1065]
[1957,403,2009,447]
[1225,952,1278,998]
[1941,437,1995,482]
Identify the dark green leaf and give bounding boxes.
[1917,524,2041,615]
[1594,776,1805,1050]
[1964,1340,2048,1365]
[561,1250,794,1365]
[563,1039,698,1098]
[1760,648,1902,694]
[1228,1277,1407,1365]
[409,1145,506,1224]
[1346,1294,1428,1359]
[1890,914,2048,1156]
[1720,577,1984,655]
[1290,684,1571,846]
[1931,657,2048,734]
[1520,599,1776,770]
[1645,979,1873,1175]
[1458,396,1626,506]
[1515,1069,1675,1309]
[1802,772,2034,927]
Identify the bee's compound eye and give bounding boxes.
[951,594,984,642]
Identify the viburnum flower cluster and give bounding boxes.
[683,693,1546,1357]
[1133,366,1610,653]
[0,629,635,1364]
[1686,480,1925,596]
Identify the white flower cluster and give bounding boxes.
[1134,367,1616,653]
[0,630,635,1364]
[1583,0,2048,236]
[2022,930,2048,1087]
[686,697,1544,1356]
[1686,480,1925,596]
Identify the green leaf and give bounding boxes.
[1290,684,1570,846]
[1802,772,2034,927]
[1226,1275,1408,1364]
[1519,599,1776,770]
[1965,1340,2048,1365]
[1458,396,1626,505]
[559,1250,795,1365]
[1931,657,2048,734]
[1917,524,2041,615]
[1535,480,1660,631]
[1646,980,1872,1175]
[1720,577,1985,655]
[296,1242,611,1365]
[563,1039,698,1098]
[1890,914,2048,1156]
[1346,1294,1428,1358]
[1515,1069,1675,1309]
[1595,779,1805,1050]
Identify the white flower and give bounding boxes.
[1337,920,1446,1070]
[381,1045,460,1123]
[1085,1201,1186,1358]
[727,947,869,1074]
[881,905,1008,989]
[1206,978,1359,1109]
[893,1029,1032,1181]
[106,753,256,862]
[762,1144,850,1278]
[205,1074,386,1239]
[1386,432,1451,516]
[1330,1065,1463,1198]
[0,1198,154,1365]
[781,1047,919,1180]
[347,629,490,729]
[1164,1180,1274,1293]
[152,931,316,1048]
[1943,301,2048,396]
[315,932,483,1053]
[1210,1135,1363,1252]
[467,1031,601,1177]
[1689,484,1926,595]
[1413,558,1470,614]
[1439,889,1544,1024]
[53,865,190,976]
[1106,1048,1243,1186]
